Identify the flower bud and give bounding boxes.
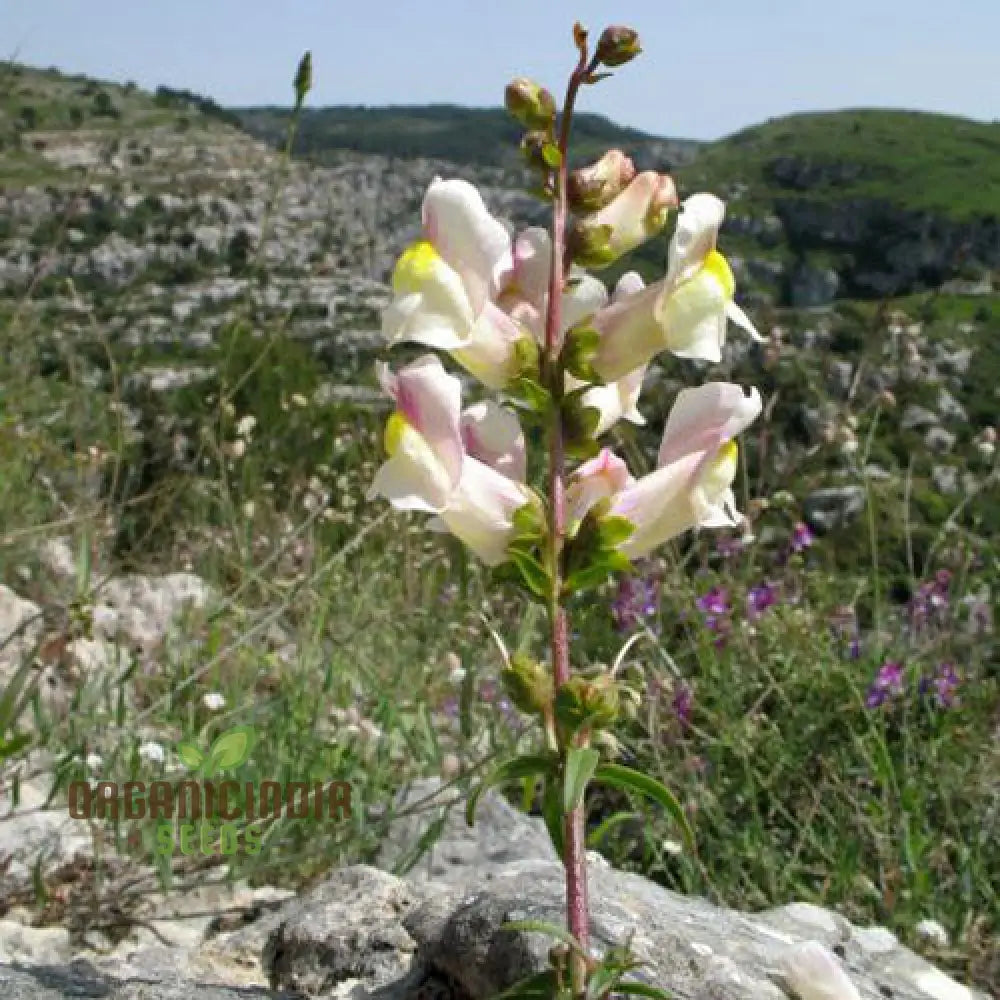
[568,172,677,269]
[567,150,636,213]
[595,25,641,67]
[505,77,557,130]
[293,51,312,107]
[555,673,619,732]
[501,653,554,716]
[520,130,553,171]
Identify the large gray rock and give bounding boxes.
[803,486,867,532]
[0,963,295,998]
[0,783,984,1000]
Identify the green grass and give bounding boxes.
[1,64,998,996]
[676,109,1000,220]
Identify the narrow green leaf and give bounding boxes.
[563,746,601,814]
[509,549,551,601]
[564,563,613,595]
[493,970,560,1000]
[586,810,639,850]
[502,919,584,955]
[0,732,31,760]
[594,764,695,853]
[615,982,672,999]
[541,776,566,861]
[466,753,557,827]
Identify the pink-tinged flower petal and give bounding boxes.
[666,193,725,287]
[578,364,648,436]
[613,270,645,299]
[657,383,762,470]
[439,457,529,566]
[376,355,464,488]
[452,301,527,390]
[506,227,551,309]
[382,238,477,351]
[591,279,666,383]
[590,171,677,259]
[461,401,526,481]
[562,271,609,333]
[566,447,633,526]
[367,426,454,513]
[422,178,511,312]
[610,451,705,557]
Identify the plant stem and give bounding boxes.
[544,44,599,990]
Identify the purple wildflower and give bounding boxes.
[920,662,960,709]
[672,684,693,728]
[747,581,779,620]
[907,572,952,638]
[790,521,814,553]
[696,586,730,616]
[865,660,905,709]
[695,586,731,646]
[611,573,660,632]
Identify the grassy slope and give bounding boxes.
[676,109,1000,220]
[234,103,703,168]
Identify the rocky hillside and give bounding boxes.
[239,103,1000,308]
[0,63,997,577]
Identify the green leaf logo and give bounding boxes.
[205,725,255,775]
[176,741,205,771]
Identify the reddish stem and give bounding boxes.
[543,43,599,985]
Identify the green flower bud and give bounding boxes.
[595,25,642,67]
[555,673,620,733]
[505,77,557,131]
[567,220,617,270]
[567,150,636,213]
[501,653,554,716]
[293,52,313,107]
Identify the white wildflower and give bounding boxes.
[202,692,226,711]
[138,740,166,764]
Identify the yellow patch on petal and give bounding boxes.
[384,412,409,457]
[702,250,735,299]
[392,240,440,294]
[701,440,739,497]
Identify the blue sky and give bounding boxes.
[3,0,998,140]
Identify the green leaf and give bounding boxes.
[541,143,563,168]
[586,810,639,850]
[502,919,584,955]
[509,376,552,415]
[175,741,205,770]
[207,724,255,772]
[466,753,557,827]
[614,982,672,999]
[563,746,601,814]
[541,776,566,861]
[493,970,560,1000]
[0,732,31,760]
[593,764,695,853]
[509,549,552,601]
[597,516,635,548]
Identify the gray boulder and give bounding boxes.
[803,486,867,532]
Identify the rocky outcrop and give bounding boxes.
[773,195,1000,300]
[0,781,982,1000]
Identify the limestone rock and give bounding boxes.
[803,486,867,533]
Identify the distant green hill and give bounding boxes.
[682,109,1000,220]
[234,103,703,171]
